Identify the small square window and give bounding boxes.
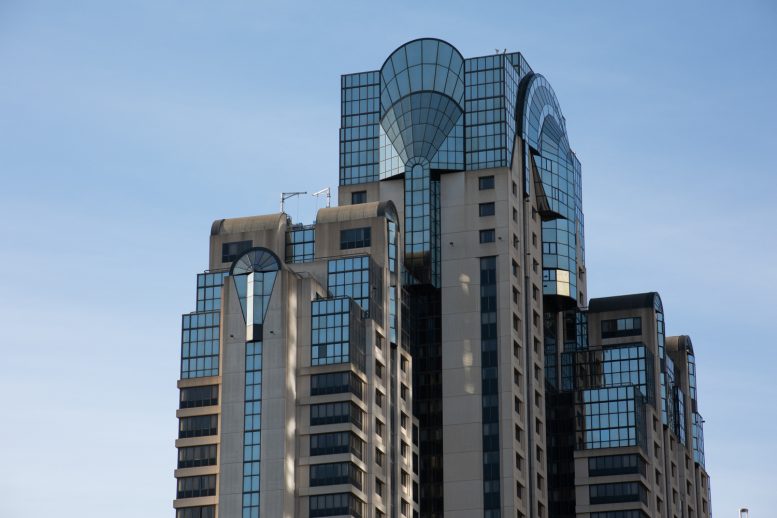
[479,202,495,217]
[351,190,367,204]
[479,229,495,243]
[479,175,495,190]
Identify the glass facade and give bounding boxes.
[579,386,646,450]
[327,256,383,324]
[311,297,365,371]
[479,256,500,516]
[286,225,315,263]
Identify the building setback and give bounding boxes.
[173,39,711,518]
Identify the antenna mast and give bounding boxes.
[280,191,307,213]
[312,187,331,208]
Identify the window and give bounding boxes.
[401,384,408,401]
[376,478,385,497]
[601,317,642,338]
[311,297,364,370]
[351,190,367,204]
[311,371,364,399]
[589,482,647,505]
[309,492,364,518]
[479,229,495,243]
[375,448,384,467]
[311,401,363,429]
[340,227,371,249]
[221,240,252,263]
[401,355,408,372]
[375,419,384,438]
[375,360,384,379]
[310,462,363,490]
[178,445,217,469]
[181,311,220,379]
[401,441,408,458]
[176,507,215,518]
[589,455,646,477]
[401,412,408,429]
[512,207,518,222]
[179,385,218,409]
[177,475,216,498]
[479,202,495,217]
[512,181,518,196]
[479,175,495,190]
[375,389,384,408]
[286,226,315,263]
[179,415,217,439]
[310,431,363,459]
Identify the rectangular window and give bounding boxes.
[178,445,217,469]
[479,229,496,243]
[309,492,364,518]
[479,202,495,217]
[310,461,363,490]
[179,385,218,409]
[588,454,646,477]
[340,227,371,249]
[311,371,364,399]
[479,175,495,190]
[601,317,642,338]
[351,190,367,204]
[310,431,363,459]
[177,475,216,499]
[181,311,220,379]
[589,482,647,505]
[286,225,315,263]
[176,507,215,518]
[178,415,217,439]
[310,401,363,429]
[311,297,364,370]
[221,240,252,263]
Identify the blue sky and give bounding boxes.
[1,0,775,516]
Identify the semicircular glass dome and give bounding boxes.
[379,39,465,165]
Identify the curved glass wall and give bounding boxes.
[522,74,584,307]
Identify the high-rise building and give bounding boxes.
[173,38,711,518]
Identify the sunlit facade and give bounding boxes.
[173,38,711,518]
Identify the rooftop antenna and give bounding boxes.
[280,191,307,213]
[312,187,331,208]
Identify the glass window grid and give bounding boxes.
[479,256,500,512]
[179,415,218,439]
[286,225,315,264]
[589,482,648,505]
[178,444,218,469]
[588,454,646,477]
[601,317,642,339]
[465,55,508,170]
[309,461,364,490]
[674,386,687,445]
[196,271,228,312]
[180,385,218,408]
[242,341,263,518]
[176,506,215,518]
[340,71,380,186]
[181,311,220,379]
[310,431,364,459]
[311,371,364,400]
[177,475,216,499]
[310,401,364,429]
[590,512,650,518]
[309,492,364,518]
[565,344,655,404]
[692,412,705,467]
[579,386,646,450]
[311,297,366,372]
[479,202,496,217]
[544,312,558,389]
[340,227,371,250]
[327,256,383,324]
[222,241,252,264]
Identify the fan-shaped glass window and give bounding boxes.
[229,248,281,340]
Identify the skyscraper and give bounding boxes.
[173,38,711,518]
